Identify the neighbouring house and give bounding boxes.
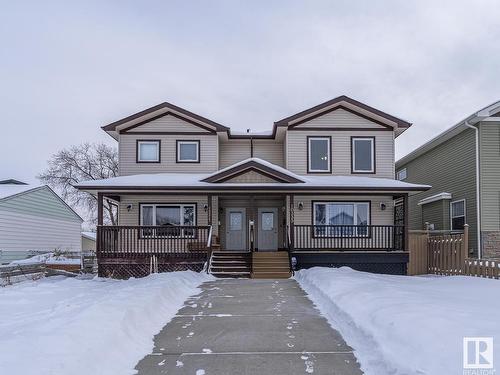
[81,232,96,251]
[396,100,500,259]
[76,95,430,278]
[0,180,83,264]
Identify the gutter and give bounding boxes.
[464,119,482,258]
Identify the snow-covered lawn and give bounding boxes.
[0,271,212,375]
[296,267,500,375]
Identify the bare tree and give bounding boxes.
[38,143,118,226]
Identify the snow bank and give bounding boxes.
[0,271,212,375]
[11,252,81,265]
[296,267,500,375]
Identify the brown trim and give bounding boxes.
[77,185,429,192]
[275,95,411,128]
[311,200,372,238]
[350,136,376,174]
[138,202,198,226]
[136,139,161,163]
[102,102,228,132]
[202,160,304,184]
[215,167,291,183]
[97,192,103,225]
[289,105,393,129]
[122,112,217,134]
[307,136,332,174]
[176,140,201,164]
[124,131,213,136]
[289,127,392,132]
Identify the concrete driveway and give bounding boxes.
[135,279,363,375]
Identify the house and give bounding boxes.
[76,95,430,278]
[0,180,83,264]
[81,231,96,251]
[396,100,500,259]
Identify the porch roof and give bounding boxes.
[76,170,430,194]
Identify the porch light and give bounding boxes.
[380,203,387,211]
[127,204,133,212]
[298,202,304,210]
[203,204,208,212]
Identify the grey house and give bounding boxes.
[0,180,83,263]
[76,95,429,278]
[396,100,500,258]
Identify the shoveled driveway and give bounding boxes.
[135,279,363,374]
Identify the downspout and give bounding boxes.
[464,119,482,258]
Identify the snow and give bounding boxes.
[10,252,81,265]
[0,271,213,375]
[296,267,500,375]
[0,184,41,199]
[81,231,96,241]
[76,157,430,191]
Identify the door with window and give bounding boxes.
[257,208,278,251]
[225,208,247,250]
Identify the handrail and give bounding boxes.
[207,225,213,248]
[206,225,213,274]
[286,224,294,275]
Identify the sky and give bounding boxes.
[1,0,499,185]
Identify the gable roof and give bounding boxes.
[0,184,83,222]
[396,99,500,167]
[101,95,411,140]
[0,179,27,185]
[102,102,230,139]
[201,158,304,183]
[274,95,412,130]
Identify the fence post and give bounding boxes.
[463,224,469,273]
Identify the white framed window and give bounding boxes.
[176,140,200,163]
[137,140,160,162]
[313,201,370,236]
[140,203,196,237]
[397,168,407,181]
[352,137,375,173]
[308,137,331,173]
[450,199,466,230]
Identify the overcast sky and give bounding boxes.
[1,0,499,184]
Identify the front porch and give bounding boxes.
[95,192,409,278]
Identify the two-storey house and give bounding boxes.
[77,95,429,278]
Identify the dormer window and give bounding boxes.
[351,137,375,173]
[176,140,200,163]
[137,140,160,163]
[307,137,331,173]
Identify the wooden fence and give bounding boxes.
[408,224,500,279]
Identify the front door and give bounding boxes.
[225,208,247,250]
[257,208,278,251]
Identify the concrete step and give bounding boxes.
[251,271,292,279]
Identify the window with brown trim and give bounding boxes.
[176,140,200,163]
[351,137,375,173]
[307,137,331,173]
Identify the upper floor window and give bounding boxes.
[177,140,200,163]
[397,168,407,181]
[351,137,375,173]
[451,199,466,230]
[137,140,160,163]
[308,137,331,173]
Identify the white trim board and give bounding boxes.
[417,192,452,206]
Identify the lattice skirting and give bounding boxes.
[98,254,206,279]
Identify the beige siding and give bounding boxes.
[119,133,218,175]
[480,121,500,231]
[118,195,218,236]
[293,195,394,225]
[81,236,96,251]
[292,107,387,129]
[219,140,251,168]
[126,114,212,133]
[253,140,285,166]
[286,130,394,178]
[225,170,278,183]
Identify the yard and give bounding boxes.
[0,269,499,375]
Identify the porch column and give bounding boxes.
[404,193,409,252]
[97,192,104,226]
[207,194,213,226]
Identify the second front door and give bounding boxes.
[257,207,278,251]
[226,208,247,250]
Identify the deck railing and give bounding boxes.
[97,225,212,256]
[292,225,405,251]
